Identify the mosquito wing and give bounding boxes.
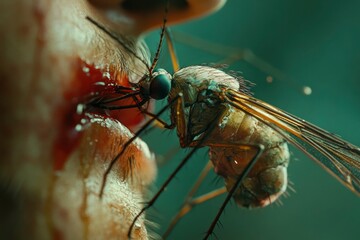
[224,88,360,196]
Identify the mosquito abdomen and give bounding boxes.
[209,107,290,208]
[171,65,290,208]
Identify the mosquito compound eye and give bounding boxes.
[150,69,172,100]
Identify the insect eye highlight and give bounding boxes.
[150,69,172,100]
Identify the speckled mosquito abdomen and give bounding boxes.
[170,66,290,207]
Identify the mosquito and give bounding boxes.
[86,3,360,240]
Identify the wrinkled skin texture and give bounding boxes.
[0,0,225,239]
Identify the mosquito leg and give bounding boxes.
[94,98,148,110]
[171,31,311,94]
[165,28,180,72]
[163,160,213,238]
[127,112,221,239]
[128,109,174,138]
[99,95,179,198]
[128,134,209,239]
[94,91,141,105]
[163,161,226,239]
[184,161,213,203]
[141,110,174,129]
[164,188,227,239]
[203,143,265,240]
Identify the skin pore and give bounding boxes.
[0,0,225,239]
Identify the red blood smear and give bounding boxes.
[52,58,145,171]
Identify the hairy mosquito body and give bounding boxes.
[93,56,360,238]
[170,66,290,207]
[86,7,360,238]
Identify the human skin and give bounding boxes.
[0,0,225,239]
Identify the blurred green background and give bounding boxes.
[143,0,360,239]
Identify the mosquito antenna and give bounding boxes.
[86,16,150,72]
[149,0,170,73]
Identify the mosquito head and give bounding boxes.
[145,68,172,100]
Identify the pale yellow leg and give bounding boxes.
[165,28,181,72]
[170,31,311,95]
[162,160,226,239]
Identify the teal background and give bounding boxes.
[144,0,360,239]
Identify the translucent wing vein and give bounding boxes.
[224,88,360,195]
